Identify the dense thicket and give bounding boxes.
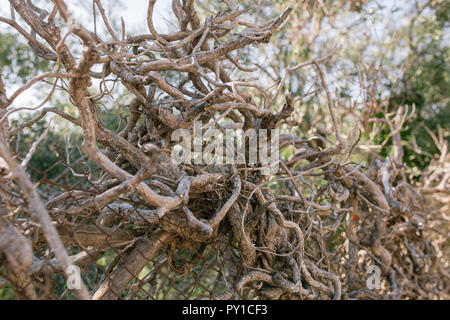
[0,0,448,300]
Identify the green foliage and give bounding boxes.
[0,33,51,83]
[0,283,15,300]
[10,112,84,184]
[385,0,449,169]
[327,216,347,252]
[0,266,15,300]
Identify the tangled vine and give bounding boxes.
[0,0,448,300]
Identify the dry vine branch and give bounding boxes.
[0,0,447,300]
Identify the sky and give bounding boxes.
[0,0,173,110]
[0,1,440,113]
[0,1,173,33]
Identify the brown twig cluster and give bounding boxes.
[0,0,447,300]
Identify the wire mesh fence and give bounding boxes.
[0,190,226,300]
[0,158,249,300]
